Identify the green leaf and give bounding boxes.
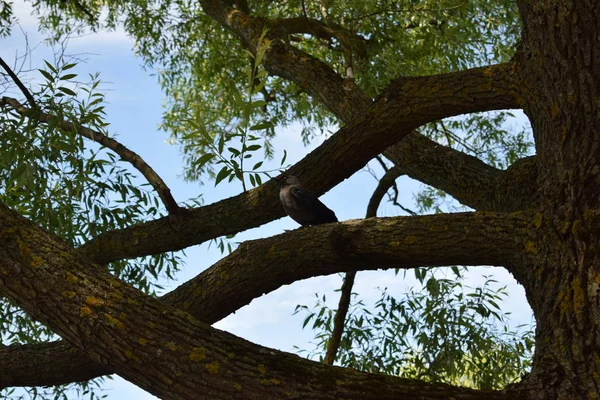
[280,150,287,166]
[58,87,77,96]
[249,122,273,131]
[245,144,261,152]
[60,73,78,80]
[214,166,230,186]
[218,134,226,154]
[43,60,57,73]
[62,63,77,70]
[38,69,54,82]
[194,153,215,167]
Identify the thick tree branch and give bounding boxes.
[385,132,539,212]
[78,61,521,264]
[0,96,181,215]
[160,211,532,329]
[0,203,523,399]
[0,208,533,389]
[275,17,369,58]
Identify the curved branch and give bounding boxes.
[0,57,37,108]
[0,96,181,215]
[0,203,526,399]
[275,17,370,58]
[0,208,533,389]
[325,166,404,365]
[385,133,538,211]
[366,166,405,216]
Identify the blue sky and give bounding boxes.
[1,2,534,398]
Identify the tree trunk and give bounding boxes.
[510,2,600,398]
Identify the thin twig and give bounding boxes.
[324,166,404,365]
[0,56,37,108]
[70,0,95,22]
[0,96,181,215]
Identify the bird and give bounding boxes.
[274,175,338,226]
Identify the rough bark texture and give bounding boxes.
[0,204,525,399]
[507,2,600,399]
[2,0,600,399]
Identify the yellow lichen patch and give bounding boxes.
[536,268,544,279]
[584,209,598,220]
[257,364,267,374]
[227,352,235,359]
[404,236,418,245]
[166,342,178,351]
[205,361,220,375]
[388,241,400,247]
[103,313,125,330]
[266,245,278,259]
[524,241,538,254]
[160,376,174,386]
[549,104,560,119]
[532,213,543,228]
[138,338,148,346]
[571,278,585,318]
[79,305,93,318]
[261,379,281,385]
[482,66,495,77]
[86,297,104,307]
[124,350,139,361]
[66,271,79,284]
[559,288,573,318]
[220,271,230,280]
[30,256,44,268]
[233,383,242,390]
[109,291,124,303]
[335,380,345,385]
[17,238,30,257]
[189,347,207,362]
[429,225,448,232]
[127,298,141,306]
[572,220,583,235]
[62,291,76,300]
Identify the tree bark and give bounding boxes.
[0,203,525,399]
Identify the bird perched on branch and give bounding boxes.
[274,175,338,226]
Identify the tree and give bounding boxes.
[0,0,597,399]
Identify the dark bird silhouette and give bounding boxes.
[274,175,338,226]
